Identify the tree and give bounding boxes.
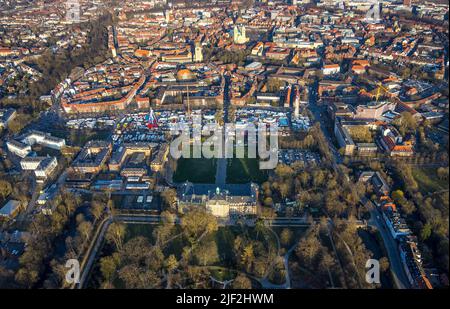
[75,213,85,225]
[394,112,417,135]
[319,251,336,274]
[241,244,255,272]
[232,274,252,289]
[161,188,177,210]
[194,241,219,266]
[180,209,218,243]
[165,254,178,272]
[263,197,273,207]
[0,180,12,200]
[118,265,160,289]
[280,228,293,247]
[437,167,449,181]
[379,257,390,273]
[160,210,177,225]
[15,268,39,288]
[420,223,433,241]
[255,219,266,239]
[91,201,104,222]
[77,220,93,242]
[279,183,291,199]
[275,164,294,179]
[165,254,178,288]
[391,190,404,201]
[106,222,126,251]
[100,254,120,283]
[296,229,322,268]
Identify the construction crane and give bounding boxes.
[374,82,403,104]
[374,82,391,102]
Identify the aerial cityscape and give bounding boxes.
[0,0,448,292]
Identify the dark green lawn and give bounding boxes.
[173,158,217,184]
[226,157,268,184]
[124,224,155,242]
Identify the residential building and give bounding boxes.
[322,64,340,75]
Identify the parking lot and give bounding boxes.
[278,149,320,166]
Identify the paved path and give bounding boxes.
[214,73,231,186]
[215,158,227,185]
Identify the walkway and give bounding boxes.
[215,158,227,185]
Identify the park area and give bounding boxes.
[86,212,309,289]
[411,167,448,194]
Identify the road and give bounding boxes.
[364,199,411,289]
[308,84,343,173]
[263,216,365,228]
[76,215,112,289]
[223,73,231,124]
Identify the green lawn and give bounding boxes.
[411,168,447,194]
[209,267,238,282]
[173,157,217,184]
[124,224,155,242]
[226,157,268,184]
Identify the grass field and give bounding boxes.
[173,157,217,183]
[226,157,268,184]
[124,224,155,242]
[411,168,447,194]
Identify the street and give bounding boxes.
[365,199,411,289]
